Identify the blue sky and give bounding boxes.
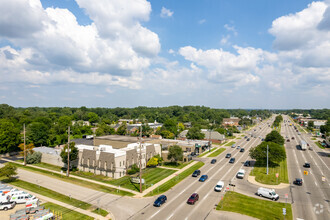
[0,0,329,109]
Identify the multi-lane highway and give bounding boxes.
[282,115,330,220]
[130,118,275,220]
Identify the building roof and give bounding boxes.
[33,147,61,155]
[179,130,225,141]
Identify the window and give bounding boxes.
[123,161,125,166]
[120,161,121,167]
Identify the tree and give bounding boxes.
[18,143,35,157]
[0,119,21,153]
[60,142,79,169]
[167,145,183,164]
[308,121,314,129]
[265,130,284,145]
[88,112,99,124]
[0,163,17,179]
[186,127,205,140]
[27,122,49,146]
[147,157,159,167]
[26,151,42,164]
[96,122,115,136]
[116,123,127,135]
[249,142,286,165]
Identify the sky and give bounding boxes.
[0,0,330,109]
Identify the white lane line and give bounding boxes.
[148,210,161,220]
[166,213,174,220]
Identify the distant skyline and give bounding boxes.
[0,0,330,109]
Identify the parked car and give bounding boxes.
[153,195,167,207]
[244,161,250,166]
[0,201,15,211]
[229,158,235,163]
[257,187,279,201]
[199,175,208,182]
[192,170,201,177]
[240,148,245,152]
[225,153,231,158]
[293,178,303,186]
[214,181,224,192]
[211,159,217,164]
[187,193,199,205]
[303,163,310,168]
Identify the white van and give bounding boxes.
[257,187,279,201]
[236,169,245,179]
[10,193,35,204]
[214,181,224,192]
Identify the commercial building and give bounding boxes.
[222,117,241,126]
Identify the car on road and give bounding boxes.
[231,144,236,148]
[303,163,310,168]
[229,158,235,163]
[187,193,199,205]
[292,137,295,140]
[153,195,167,207]
[211,159,217,164]
[293,178,303,186]
[0,201,15,211]
[257,187,279,201]
[225,153,231,158]
[287,139,290,142]
[199,175,208,182]
[244,161,250,166]
[236,169,245,179]
[237,146,240,150]
[240,148,245,152]
[192,170,201,177]
[244,136,247,139]
[247,138,250,141]
[214,181,224,192]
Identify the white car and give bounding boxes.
[236,169,245,179]
[214,181,224,192]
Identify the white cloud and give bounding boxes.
[220,35,230,45]
[160,7,174,18]
[198,19,206,24]
[168,49,175,54]
[224,24,237,36]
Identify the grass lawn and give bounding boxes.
[10,162,134,196]
[2,178,91,210]
[197,147,217,158]
[109,167,176,192]
[315,141,326,149]
[250,159,289,185]
[43,202,93,220]
[311,137,316,140]
[216,191,292,220]
[225,141,236,146]
[207,148,226,157]
[161,161,193,169]
[92,208,109,217]
[144,161,204,197]
[32,162,63,172]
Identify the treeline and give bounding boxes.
[274,109,330,120]
[0,104,272,153]
[272,115,283,128]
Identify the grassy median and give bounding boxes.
[43,202,93,220]
[250,159,289,185]
[144,161,204,197]
[197,147,217,157]
[217,191,292,220]
[225,141,236,146]
[207,148,225,157]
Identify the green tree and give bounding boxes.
[147,157,158,167]
[96,122,115,136]
[60,142,79,170]
[0,163,17,179]
[88,112,99,124]
[249,142,286,165]
[116,123,127,135]
[27,122,49,146]
[0,119,21,153]
[26,151,42,164]
[265,130,285,145]
[167,145,183,164]
[186,127,205,140]
[308,121,314,128]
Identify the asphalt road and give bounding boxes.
[282,116,330,220]
[130,118,275,220]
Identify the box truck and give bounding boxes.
[300,140,307,151]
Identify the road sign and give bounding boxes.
[282,208,286,215]
[276,173,279,178]
[304,170,308,175]
[284,194,288,199]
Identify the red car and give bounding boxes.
[187,193,199,205]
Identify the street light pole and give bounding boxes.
[23,124,26,166]
[139,125,143,193]
[67,126,70,177]
[266,144,269,175]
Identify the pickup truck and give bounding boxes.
[0,201,15,211]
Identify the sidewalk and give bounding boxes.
[7,184,110,220]
[1,158,138,195]
[247,175,290,189]
[134,160,198,197]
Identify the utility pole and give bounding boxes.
[23,124,26,166]
[209,128,211,152]
[67,126,70,177]
[266,144,269,175]
[139,125,143,193]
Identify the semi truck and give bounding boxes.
[300,140,307,151]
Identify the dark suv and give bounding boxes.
[192,170,201,177]
[240,148,245,152]
[211,159,217,164]
[153,195,167,207]
[225,153,231,158]
[293,178,303,186]
[303,163,310,168]
[229,158,235,163]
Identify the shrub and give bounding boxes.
[26,151,42,164]
[127,164,139,175]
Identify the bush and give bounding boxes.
[26,152,42,164]
[127,164,139,175]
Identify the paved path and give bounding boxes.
[206,210,258,220]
